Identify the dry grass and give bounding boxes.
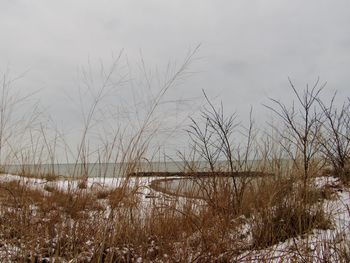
[0,69,349,261]
[0,162,347,262]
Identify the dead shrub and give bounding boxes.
[77,179,88,189]
[251,191,331,249]
[95,189,111,199]
[44,184,56,193]
[108,186,139,209]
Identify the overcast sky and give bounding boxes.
[1,0,350,158]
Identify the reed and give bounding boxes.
[0,65,349,261]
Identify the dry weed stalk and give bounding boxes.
[0,63,349,262]
[265,78,326,192]
[318,94,350,180]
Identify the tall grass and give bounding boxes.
[0,63,349,262]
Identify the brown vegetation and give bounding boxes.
[0,60,349,261]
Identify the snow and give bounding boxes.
[0,174,349,261]
[234,176,350,262]
[0,173,159,195]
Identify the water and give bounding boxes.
[2,161,189,178]
[152,175,269,198]
[2,159,291,178]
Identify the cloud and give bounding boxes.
[1,0,350,157]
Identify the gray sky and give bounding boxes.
[1,0,350,160]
